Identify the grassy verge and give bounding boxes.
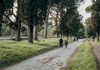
[94,40,100,45]
[65,40,97,70]
[0,38,73,68]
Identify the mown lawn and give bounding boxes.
[0,38,73,68]
[65,40,97,70]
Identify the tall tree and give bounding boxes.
[0,0,4,36]
[85,17,95,37]
[15,0,22,41]
[59,0,82,37]
[3,0,21,41]
[44,0,60,38]
[20,0,48,43]
[0,0,15,36]
[34,24,38,40]
[44,1,51,39]
[86,0,100,41]
[49,5,60,37]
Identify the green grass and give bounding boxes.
[65,40,97,70]
[94,40,100,45]
[0,38,73,68]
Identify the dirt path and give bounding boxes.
[89,41,100,70]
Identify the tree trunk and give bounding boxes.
[97,27,99,42]
[61,31,63,38]
[44,1,51,39]
[97,33,99,42]
[0,23,2,36]
[34,24,38,40]
[0,0,4,37]
[28,25,33,43]
[55,9,59,38]
[0,13,3,37]
[57,33,59,38]
[44,21,48,38]
[10,28,13,39]
[60,0,63,37]
[16,17,21,41]
[69,35,72,39]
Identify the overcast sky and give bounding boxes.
[78,0,92,22]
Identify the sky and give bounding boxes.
[78,0,92,22]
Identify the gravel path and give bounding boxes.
[2,39,84,70]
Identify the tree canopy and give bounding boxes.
[0,0,85,43]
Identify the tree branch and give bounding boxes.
[4,14,18,28]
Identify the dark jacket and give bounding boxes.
[59,38,63,44]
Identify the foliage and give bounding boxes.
[1,25,12,36]
[85,17,95,37]
[85,1,100,41]
[18,0,49,43]
[76,28,85,38]
[85,5,92,13]
[65,40,97,70]
[48,25,56,37]
[0,0,15,16]
[70,13,83,37]
[86,25,95,38]
[58,0,83,37]
[0,0,16,36]
[20,0,48,25]
[0,0,85,42]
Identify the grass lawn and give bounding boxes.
[65,40,97,70]
[0,38,73,68]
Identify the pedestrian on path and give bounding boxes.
[74,37,76,41]
[77,36,78,41]
[59,37,63,47]
[93,35,95,41]
[64,38,68,48]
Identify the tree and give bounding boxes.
[44,1,50,39]
[3,0,22,41]
[70,13,83,37]
[20,0,48,43]
[91,0,100,42]
[34,24,38,40]
[58,0,83,37]
[0,0,4,36]
[44,0,61,38]
[0,0,15,36]
[49,5,60,37]
[86,0,100,41]
[85,23,95,37]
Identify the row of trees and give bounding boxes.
[85,0,100,41]
[0,0,84,43]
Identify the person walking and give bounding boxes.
[74,37,76,41]
[93,35,95,41]
[77,36,78,41]
[59,38,63,47]
[64,38,68,48]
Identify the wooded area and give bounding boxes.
[0,0,99,43]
